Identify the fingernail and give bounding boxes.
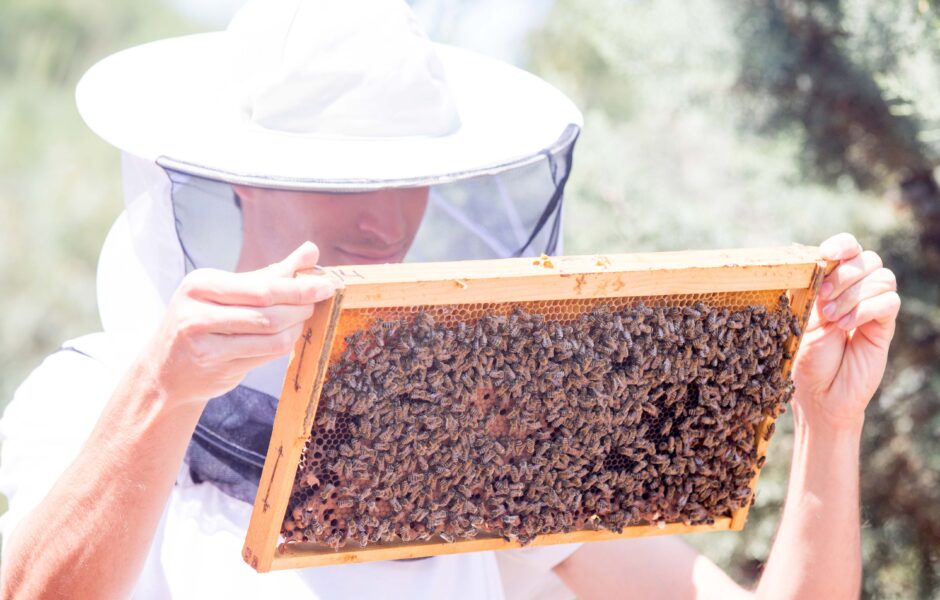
[838,314,852,328]
[819,282,833,299]
[822,303,836,319]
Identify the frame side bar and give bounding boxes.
[729,260,830,530]
[243,292,344,572]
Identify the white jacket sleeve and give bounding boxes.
[0,335,118,558]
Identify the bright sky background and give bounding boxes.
[163,0,552,65]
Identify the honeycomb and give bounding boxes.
[282,292,799,550]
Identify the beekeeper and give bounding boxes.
[0,1,899,599]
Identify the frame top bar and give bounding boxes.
[306,245,825,308]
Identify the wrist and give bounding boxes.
[138,329,217,409]
[791,403,864,446]
[791,392,866,438]
[118,356,207,428]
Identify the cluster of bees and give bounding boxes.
[282,297,800,550]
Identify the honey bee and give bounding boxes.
[315,482,336,501]
[763,422,776,441]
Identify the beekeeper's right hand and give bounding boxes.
[143,241,337,405]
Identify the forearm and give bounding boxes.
[755,412,863,600]
[1,361,204,599]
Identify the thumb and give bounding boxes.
[264,242,321,278]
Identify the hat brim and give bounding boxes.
[76,33,582,190]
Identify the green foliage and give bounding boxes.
[0,1,192,407]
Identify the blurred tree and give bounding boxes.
[734,0,940,254]
[733,2,940,597]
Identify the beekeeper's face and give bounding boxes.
[233,186,429,269]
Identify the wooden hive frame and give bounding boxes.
[242,245,830,572]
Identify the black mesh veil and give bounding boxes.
[180,125,580,504]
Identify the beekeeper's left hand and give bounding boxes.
[791,232,900,431]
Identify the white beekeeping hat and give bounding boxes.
[77,0,581,189]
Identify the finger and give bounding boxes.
[183,269,336,306]
[821,268,897,323]
[261,241,321,278]
[818,250,883,301]
[836,291,900,337]
[197,303,315,335]
[819,233,863,262]
[206,323,306,360]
